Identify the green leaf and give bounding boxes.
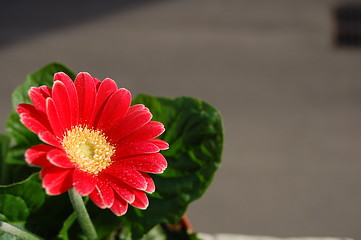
[87,95,223,240]
[0,232,20,240]
[0,194,29,222]
[0,230,22,240]
[7,62,75,147]
[0,174,44,240]
[0,173,45,239]
[5,112,41,164]
[0,135,10,162]
[4,63,75,182]
[137,225,166,240]
[2,63,223,240]
[0,134,10,185]
[0,174,45,216]
[122,95,223,239]
[0,63,77,238]
[11,63,76,109]
[3,113,39,185]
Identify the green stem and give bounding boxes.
[0,221,43,240]
[68,188,98,240]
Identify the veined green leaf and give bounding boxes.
[120,94,223,239]
[0,174,45,240]
[0,134,10,185]
[4,63,75,182]
[3,63,223,240]
[11,63,76,109]
[0,174,45,217]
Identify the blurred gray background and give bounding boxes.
[1,0,361,239]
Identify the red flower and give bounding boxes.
[17,72,168,216]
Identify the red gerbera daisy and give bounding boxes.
[16,72,168,216]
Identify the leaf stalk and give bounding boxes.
[0,221,43,240]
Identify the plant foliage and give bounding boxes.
[1,63,223,239]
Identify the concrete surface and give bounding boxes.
[0,0,360,239]
[198,233,353,240]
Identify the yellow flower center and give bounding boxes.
[62,126,115,174]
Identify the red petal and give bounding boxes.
[54,72,79,126]
[100,174,135,203]
[41,167,73,195]
[118,121,165,145]
[54,72,72,83]
[17,104,51,134]
[130,189,149,210]
[73,168,97,196]
[19,113,48,134]
[89,178,114,208]
[74,72,96,125]
[25,144,54,167]
[107,106,152,143]
[93,77,101,88]
[46,98,64,137]
[28,87,48,115]
[17,103,35,115]
[110,194,128,216]
[104,166,147,191]
[148,139,169,150]
[38,131,62,149]
[39,86,52,97]
[115,153,167,174]
[90,78,118,126]
[113,142,160,159]
[141,172,155,193]
[52,81,73,130]
[124,104,150,118]
[127,104,149,115]
[97,88,131,133]
[47,149,74,168]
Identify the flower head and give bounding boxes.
[17,72,168,215]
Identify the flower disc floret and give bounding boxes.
[62,126,115,175]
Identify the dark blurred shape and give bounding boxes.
[333,2,361,47]
[0,0,162,48]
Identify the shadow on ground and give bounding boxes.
[0,0,164,48]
